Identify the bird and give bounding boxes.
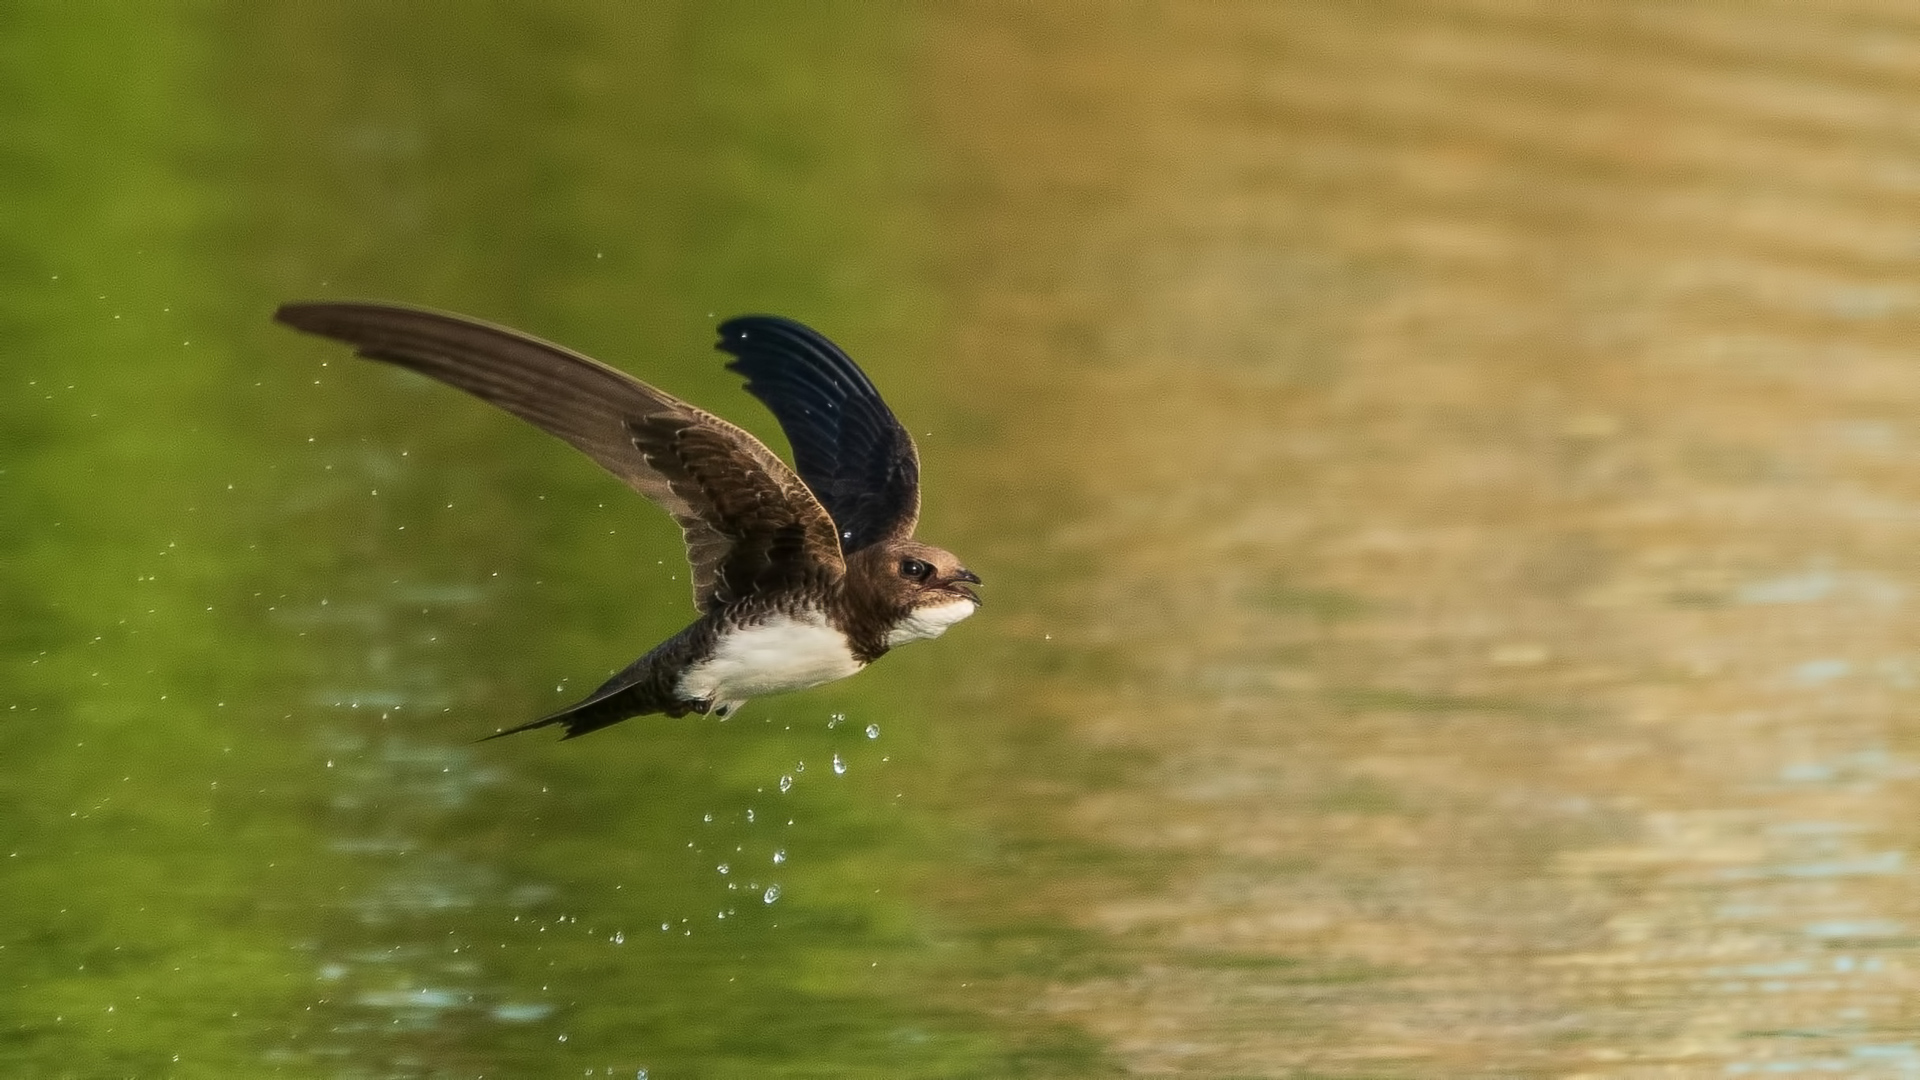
[274,301,980,740]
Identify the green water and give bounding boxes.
[15,3,1920,1077]
[1,6,1095,1077]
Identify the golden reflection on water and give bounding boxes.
[924,2,1920,1074]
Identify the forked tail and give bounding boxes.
[478,627,710,741]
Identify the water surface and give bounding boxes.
[8,3,1920,1076]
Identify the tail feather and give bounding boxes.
[475,621,716,742]
[480,680,698,737]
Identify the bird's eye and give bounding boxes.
[899,558,931,581]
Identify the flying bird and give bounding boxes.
[275,302,980,740]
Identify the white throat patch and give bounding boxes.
[885,598,978,648]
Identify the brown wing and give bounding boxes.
[274,301,845,611]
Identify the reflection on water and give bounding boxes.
[923,2,1920,1074]
[9,1,1920,1076]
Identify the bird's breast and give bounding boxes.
[676,610,865,703]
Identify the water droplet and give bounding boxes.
[794,761,805,773]
[661,922,670,931]
[828,712,844,729]
[865,723,880,739]
[745,808,755,823]
[778,775,793,793]
[717,863,730,875]
[702,813,712,823]
[772,849,786,864]
[763,885,781,904]
[832,754,846,775]
[612,931,624,945]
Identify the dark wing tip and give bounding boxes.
[713,314,873,380]
[273,300,330,332]
[715,313,810,344]
[273,299,422,347]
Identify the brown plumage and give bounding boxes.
[275,302,979,739]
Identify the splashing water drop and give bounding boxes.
[612,931,624,945]
[778,775,793,793]
[717,863,730,875]
[772,849,786,864]
[832,753,846,775]
[763,885,781,904]
[865,723,880,739]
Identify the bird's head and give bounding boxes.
[845,540,981,645]
[875,540,980,605]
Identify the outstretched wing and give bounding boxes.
[275,302,844,611]
[715,315,920,553]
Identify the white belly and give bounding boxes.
[885,598,979,648]
[677,612,864,711]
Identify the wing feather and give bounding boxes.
[715,316,920,552]
[275,301,844,610]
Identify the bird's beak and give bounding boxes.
[947,567,982,605]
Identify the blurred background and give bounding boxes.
[8,2,1920,1075]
